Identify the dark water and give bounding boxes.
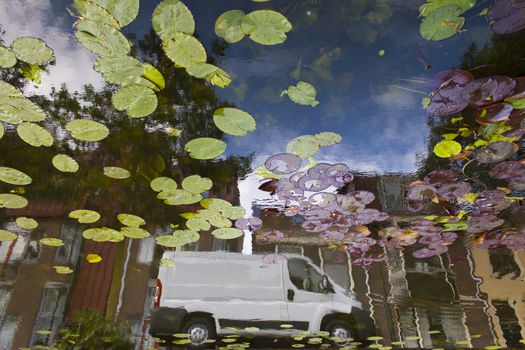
[0,0,524,349]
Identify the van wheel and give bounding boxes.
[325,319,354,345]
[182,317,216,348]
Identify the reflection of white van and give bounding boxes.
[149,251,374,347]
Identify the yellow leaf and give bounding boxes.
[86,253,102,263]
[433,140,462,158]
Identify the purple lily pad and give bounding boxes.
[259,230,285,240]
[303,208,331,221]
[412,245,448,258]
[488,0,525,34]
[474,141,515,164]
[501,233,525,249]
[426,70,474,116]
[462,76,516,107]
[474,103,514,124]
[424,169,459,187]
[307,163,332,179]
[235,217,263,231]
[297,175,331,192]
[320,231,346,241]
[508,76,525,99]
[508,178,525,191]
[467,215,505,233]
[437,181,471,200]
[308,192,338,208]
[407,184,438,201]
[347,191,375,205]
[490,161,525,179]
[265,153,302,174]
[302,219,332,233]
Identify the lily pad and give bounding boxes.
[83,227,122,242]
[241,10,292,45]
[74,20,130,57]
[53,266,73,274]
[65,119,109,142]
[488,0,525,34]
[433,140,462,158]
[39,238,65,247]
[92,0,139,27]
[265,153,302,174]
[163,33,206,68]
[281,81,319,106]
[186,218,211,231]
[462,76,516,107]
[184,137,226,160]
[69,209,101,223]
[474,141,515,164]
[155,229,199,247]
[314,132,342,146]
[16,217,38,230]
[0,193,28,209]
[70,0,120,29]
[162,189,202,205]
[419,5,465,41]
[11,37,53,65]
[0,123,3,139]
[0,229,17,241]
[186,63,232,88]
[52,154,79,173]
[0,96,47,124]
[0,81,24,97]
[286,135,320,159]
[121,226,150,238]
[150,177,178,192]
[143,63,165,90]
[212,227,244,239]
[117,213,145,227]
[200,198,232,211]
[93,56,143,85]
[182,175,213,194]
[16,122,53,147]
[0,167,32,185]
[213,107,256,136]
[222,206,246,220]
[103,166,131,179]
[86,253,102,263]
[419,0,476,17]
[112,85,158,118]
[215,10,246,43]
[0,46,16,68]
[152,0,195,40]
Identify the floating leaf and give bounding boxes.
[487,0,525,34]
[0,193,27,209]
[378,49,385,56]
[0,46,16,68]
[222,206,246,220]
[163,33,206,68]
[314,132,342,146]
[74,20,130,57]
[93,56,143,85]
[475,141,514,164]
[16,122,53,147]
[53,266,73,274]
[0,229,17,241]
[184,137,226,160]
[150,177,177,192]
[200,198,232,211]
[16,217,38,230]
[155,229,199,247]
[152,0,195,40]
[462,76,516,107]
[186,218,211,231]
[286,135,320,159]
[419,6,465,41]
[419,0,476,17]
[143,63,165,90]
[0,123,4,139]
[241,10,292,45]
[112,85,157,118]
[433,140,462,158]
[281,81,319,106]
[186,63,231,88]
[40,238,65,247]
[70,0,121,29]
[505,97,525,109]
[86,253,102,263]
[103,166,131,179]
[212,227,243,239]
[0,167,32,185]
[265,153,302,174]
[69,209,101,224]
[162,189,202,205]
[83,227,123,242]
[0,96,47,124]
[182,175,213,194]
[11,37,53,65]
[121,226,150,238]
[117,213,146,227]
[215,10,246,43]
[52,154,79,173]
[0,81,24,97]
[65,119,109,142]
[92,0,139,27]
[213,107,256,136]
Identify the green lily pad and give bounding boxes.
[92,0,139,27]
[213,107,256,136]
[65,119,109,142]
[11,37,53,65]
[112,85,158,118]
[93,56,143,85]
[152,0,195,40]
[212,227,243,239]
[222,206,246,220]
[0,81,24,97]
[419,0,475,17]
[75,20,130,57]
[16,122,53,147]
[40,237,65,247]
[0,96,47,124]
[155,229,199,247]
[0,229,17,241]
[314,132,342,146]
[281,81,319,106]
[420,5,465,41]
[161,189,202,205]
[150,177,178,192]
[121,226,150,238]
[215,10,246,43]
[53,266,74,274]
[0,46,16,68]
[0,193,28,209]
[286,135,320,159]
[69,209,100,223]
[117,213,145,227]
[241,10,292,45]
[16,217,38,230]
[433,140,462,158]
[182,175,213,194]
[52,154,79,173]
[186,218,211,231]
[0,123,4,139]
[163,33,207,68]
[143,63,165,90]
[207,214,232,228]
[184,137,226,160]
[83,227,123,242]
[185,63,232,88]
[0,167,32,185]
[200,198,232,211]
[70,0,120,29]
[103,166,131,179]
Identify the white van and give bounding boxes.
[149,251,374,347]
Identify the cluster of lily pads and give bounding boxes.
[153,0,232,88]
[69,0,164,118]
[419,0,525,41]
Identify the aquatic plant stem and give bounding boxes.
[461,158,487,191]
